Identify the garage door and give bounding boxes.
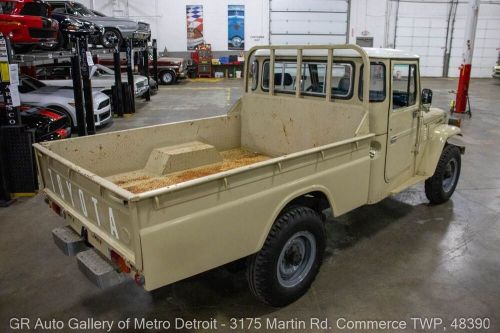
[394,2,449,77]
[448,3,500,78]
[269,0,348,45]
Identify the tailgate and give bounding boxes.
[34,144,141,270]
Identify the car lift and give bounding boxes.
[0,33,35,206]
[1,31,158,206]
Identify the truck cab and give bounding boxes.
[247,46,462,205]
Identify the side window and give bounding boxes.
[392,64,417,109]
[251,60,258,91]
[359,63,386,102]
[332,63,353,98]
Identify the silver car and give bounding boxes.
[15,75,112,128]
[45,1,151,48]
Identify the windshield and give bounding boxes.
[67,2,96,17]
[19,75,46,93]
[91,64,114,77]
[0,1,16,14]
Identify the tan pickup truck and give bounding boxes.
[34,44,464,307]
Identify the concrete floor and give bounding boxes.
[1,78,499,332]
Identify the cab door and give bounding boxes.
[385,61,419,182]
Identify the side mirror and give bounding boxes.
[421,88,433,109]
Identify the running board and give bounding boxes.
[390,175,427,195]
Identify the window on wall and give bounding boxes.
[359,63,386,102]
[392,64,417,109]
[262,61,354,99]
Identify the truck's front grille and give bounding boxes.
[29,28,55,39]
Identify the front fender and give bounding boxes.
[417,124,463,177]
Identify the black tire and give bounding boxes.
[101,28,123,48]
[247,206,325,307]
[425,144,461,204]
[159,71,176,85]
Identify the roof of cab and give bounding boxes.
[254,47,419,59]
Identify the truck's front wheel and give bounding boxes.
[247,206,325,307]
[425,144,461,204]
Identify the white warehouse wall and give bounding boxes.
[80,0,500,77]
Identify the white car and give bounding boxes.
[42,64,150,98]
[17,75,112,128]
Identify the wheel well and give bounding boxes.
[281,191,331,218]
[160,69,175,77]
[46,105,74,127]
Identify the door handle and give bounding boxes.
[390,136,397,144]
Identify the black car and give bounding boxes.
[19,104,71,142]
[46,9,104,50]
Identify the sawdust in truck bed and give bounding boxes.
[113,148,270,194]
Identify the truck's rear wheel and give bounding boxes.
[425,144,461,204]
[247,206,325,307]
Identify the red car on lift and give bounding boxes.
[0,0,58,53]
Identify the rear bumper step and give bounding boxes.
[52,226,127,289]
[77,249,127,289]
[52,226,88,256]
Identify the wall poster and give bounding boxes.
[186,5,204,50]
[228,5,245,50]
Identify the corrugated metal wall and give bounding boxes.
[269,0,349,45]
[393,0,500,77]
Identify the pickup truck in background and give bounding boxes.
[95,54,188,85]
[34,44,464,307]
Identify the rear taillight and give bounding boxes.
[49,201,62,216]
[134,273,145,286]
[110,250,131,273]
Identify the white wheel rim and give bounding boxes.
[163,72,172,83]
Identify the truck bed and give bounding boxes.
[108,148,270,194]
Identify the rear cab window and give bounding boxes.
[262,60,354,99]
